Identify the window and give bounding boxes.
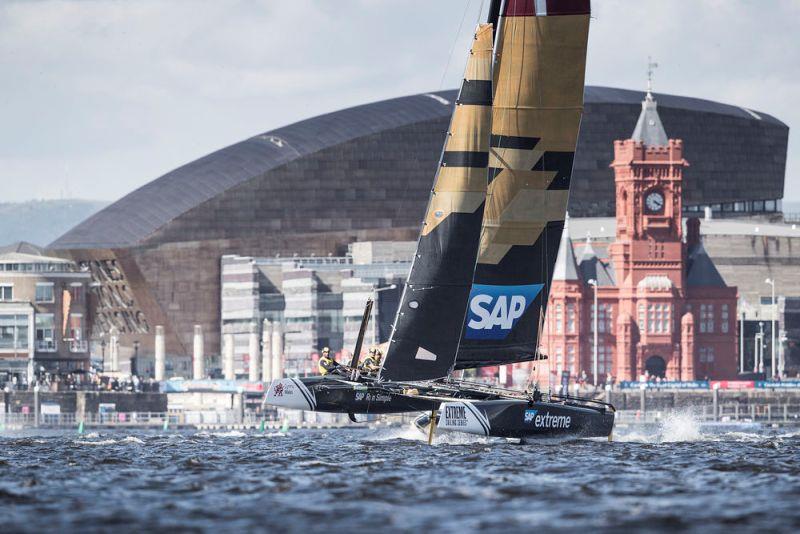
[699,347,715,363]
[567,345,576,370]
[700,304,714,333]
[647,303,671,334]
[68,314,87,353]
[721,304,729,334]
[567,304,576,334]
[69,283,85,304]
[35,283,54,303]
[555,304,563,334]
[596,345,613,375]
[0,285,12,301]
[638,303,645,331]
[35,313,56,351]
[591,304,613,333]
[0,314,29,350]
[555,346,563,371]
[69,314,83,340]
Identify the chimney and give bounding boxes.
[686,217,701,251]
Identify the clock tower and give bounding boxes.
[609,91,689,289]
[541,77,738,384]
[608,88,690,379]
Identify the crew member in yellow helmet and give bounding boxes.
[318,347,340,376]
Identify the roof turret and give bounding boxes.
[686,242,727,287]
[552,215,580,281]
[631,92,669,147]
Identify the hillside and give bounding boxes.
[0,199,108,248]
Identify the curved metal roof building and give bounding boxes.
[52,86,787,250]
[49,86,789,358]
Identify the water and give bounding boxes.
[2,417,800,533]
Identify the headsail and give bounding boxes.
[379,24,494,381]
[456,0,591,369]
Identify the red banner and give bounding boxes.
[710,380,755,390]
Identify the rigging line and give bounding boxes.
[439,0,474,91]
[394,0,474,245]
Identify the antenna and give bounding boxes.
[647,56,659,95]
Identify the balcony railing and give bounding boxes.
[69,340,89,353]
[35,340,57,352]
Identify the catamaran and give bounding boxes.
[266,0,614,441]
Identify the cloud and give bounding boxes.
[0,0,797,203]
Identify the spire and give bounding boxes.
[579,232,596,262]
[553,213,579,281]
[631,57,668,147]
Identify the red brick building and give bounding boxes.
[541,91,739,382]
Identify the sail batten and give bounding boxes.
[456,2,591,369]
[379,24,495,382]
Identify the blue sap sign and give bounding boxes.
[465,283,543,340]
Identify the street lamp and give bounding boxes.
[757,322,765,374]
[738,298,746,374]
[588,279,598,387]
[765,278,776,378]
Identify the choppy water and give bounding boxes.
[2,415,800,533]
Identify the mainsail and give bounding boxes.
[379,23,494,381]
[456,0,591,369]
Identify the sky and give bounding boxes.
[1,0,798,203]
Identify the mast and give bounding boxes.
[455,0,592,370]
[379,23,495,382]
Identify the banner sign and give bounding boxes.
[710,380,755,390]
[162,379,266,393]
[756,380,800,389]
[618,381,709,390]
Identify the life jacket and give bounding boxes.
[360,356,376,370]
[318,355,335,376]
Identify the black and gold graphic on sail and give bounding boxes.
[457,0,591,368]
[380,24,494,382]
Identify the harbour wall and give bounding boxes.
[2,391,167,415]
[608,389,800,411]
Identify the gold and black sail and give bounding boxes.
[380,23,494,381]
[456,0,591,368]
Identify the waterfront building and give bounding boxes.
[0,243,91,383]
[220,242,411,377]
[540,91,738,382]
[48,87,788,364]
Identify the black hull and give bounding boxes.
[436,399,614,439]
[265,377,615,440]
[265,376,439,414]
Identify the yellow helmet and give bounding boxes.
[322,347,330,355]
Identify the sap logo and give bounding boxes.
[524,409,537,423]
[465,284,543,340]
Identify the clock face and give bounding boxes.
[645,190,665,213]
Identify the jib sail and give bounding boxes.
[379,23,494,381]
[455,0,591,369]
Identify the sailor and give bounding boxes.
[359,347,382,375]
[318,347,340,376]
[373,348,383,371]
